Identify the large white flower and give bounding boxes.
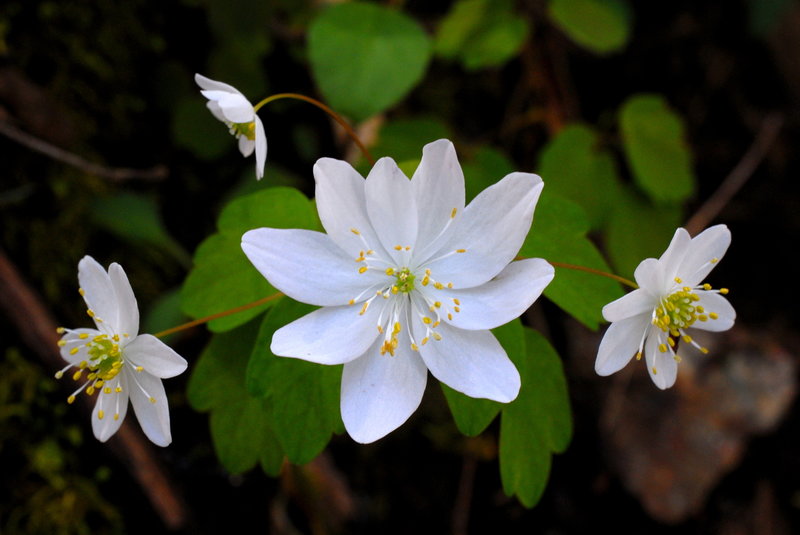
[56,256,188,446]
[242,139,554,443]
[195,73,267,180]
[595,225,735,389]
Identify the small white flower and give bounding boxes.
[195,73,267,180]
[595,225,736,389]
[56,256,187,446]
[242,139,554,443]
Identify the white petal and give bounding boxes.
[422,172,543,288]
[128,370,172,447]
[242,228,385,306]
[365,158,418,264]
[633,258,667,295]
[238,134,255,157]
[200,91,254,123]
[416,322,520,403]
[658,228,691,284]
[108,263,139,337]
[59,328,99,365]
[92,376,128,442]
[195,73,242,95]
[692,291,735,332]
[602,289,655,322]
[78,256,118,332]
[411,140,465,254]
[206,101,227,123]
[123,334,187,378]
[645,328,678,389]
[271,304,383,365]
[437,259,554,330]
[254,116,267,179]
[595,314,651,376]
[340,332,428,443]
[678,225,731,286]
[314,158,388,259]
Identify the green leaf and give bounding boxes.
[548,0,631,54]
[619,94,695,203]
[537,124,622,229]
[187,319,284,474]
[442,319,524,436]
[499,328,572,507]
[90,193,191,266]
[436,0,529,70]
[308,2,432,122]
[247,298,342,464]
[520,194,623,329]
[607,189,683,277]
[181,188,318,332]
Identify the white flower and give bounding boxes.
[195,73,267,180]
[56,256,187,446]
[595,225,736,389]
[241,139,554,443]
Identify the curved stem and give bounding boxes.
[254,93,375,165]
[548,261,638,289]
[153,292,284,338]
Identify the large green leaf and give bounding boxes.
[442,319,523,436]
[247,298,343,464]
[520,194,623,329]
[537,124,622,229]
[499,328,572,507]
[619,94,695,203]
[308,2,432,122]
[548,0,631,55]
[435,0,529,70]
[181,188,318,332]
[187,319,284,474]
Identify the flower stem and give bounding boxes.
[548,261,638,289]
[253,93,375,165]
[153,292,284,338]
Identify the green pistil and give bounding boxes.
[654,288,701,332]
[394,268,415,294]
[87,337,123,381]
[231,121,256,140]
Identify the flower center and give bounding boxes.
[653,288,701,332]
[230,121,256,140]
[86,334,124,382]
[392,267,415,293]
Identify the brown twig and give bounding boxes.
[0,248,188,529]
[686,113,783,235]
[451,453,477,535]
[0,119,168,182]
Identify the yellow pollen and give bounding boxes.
[703,283,712,290]
[652,367,658,375]
[451,208,457,218]
[391,286,399,294]
[674,277,682,283]
[432,321,440,327]
[700,347,709,354]
[87,309,95,317]
[720,288,729,295]
[359,302,369,316]
[698,315,708,322]
[683,335,692,343]
[447,313,453,320]
[56,327,65,334]
[87,372,97,380]
[350,228,360,235]
[422,276,430,286]
[405,246,411,251]
[104,387,112,394]
[67,395,76,404]
[456,249,466,253]
[385,267,395,276]
[394,245,402,251]
[447,283,453,288]
[709,312,719,320]
[79,361,87,369]
[668,338,676,347]
[135,366,143,372]
[422,337,429,345]
[72,370,82,381]
[432,333,442,341]
[79,288,85,296]
[434,301,442,308]
[149,397,156,404]
[393,322,402,334]
[79,333,89,340]
[358,266,368,274]
[453,298,460,305]
[98,410,105,420]
[57,340,66,347]
[434,282,444,290]
[696,306,705,313]
[454,306,460,313]
[635,351,642,361]
[423,317,432,325]
[658,343,668,353]
[348,299,355,305]
[55,371,64,379]
[674,355,682,363]
[411,343,419,351]
[95,379,104,388]
[86,386,95,396]
[711,258,719,264]
[377,325,383,333]
[69,347,79,355]
[114,413,119,420]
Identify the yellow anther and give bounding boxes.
[359,302,369,316]
[87,372,97,380]
[394,245,403,251]
[434,282,444,290]
[67,395,76,404]
[422,276,430,286]
[348,299,355,305]
[422,337,429,345]
[658,343,668,353]
[115,386,122,393]
[635,352,642,361]
[114,413,120,420]
[95,379,104,388]
[87,309,95,317]
[149,397,156,404]
[423,317,432,325]
[104,387,112,394]
[674,277,682,283]
[453,298,460,305]
[377,325,383,333]
[393,322,401,334]
[391,286,399,294]
[69,347,79,355]
[447,282,453,288]
[698,315,708,322]
[447,313,453,320]
[432,332,442,341]
[56,327,65,334]
[668,338,676,347]
[79,361,88,369]
[72,370,82,381]
[358,266,368,274]
[98,410,105,420]
[57,340,67,347]
[652,367,658,375]
[682,335,692,343]
[112,334,119,342]
[434,301,442,308]
[86,386,95,396]
[701,347,710,354]
[454,306,460,313]
[405,246,411,251]
[456,249,466,253]
[674,355,682,363]
[720,288,729,295]
[411,343,419,351]
[696,306,705,313]
[79,333,90,340]
[385,267,395,276]
[425,269,432,275]
[135,366,143,372]
[350,228,360,235]
[79,288,85,296]
[451,208,457,219]
[703,283,712,290]
[709,312,719,320]
[711,258,719,264]
[432,321,440,327]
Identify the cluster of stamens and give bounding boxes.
[642,273,729,375]
[228,120,256,141]
[347,208,468,356]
